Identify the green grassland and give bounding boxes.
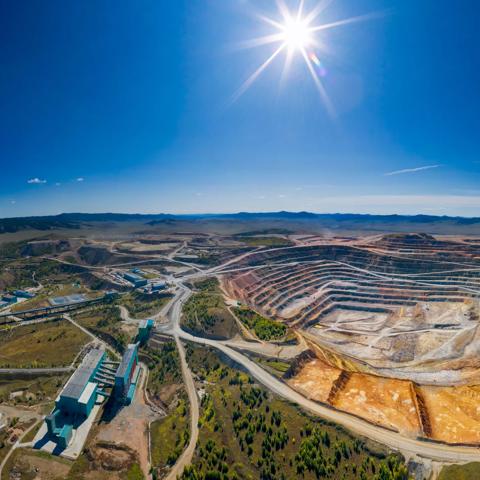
[439,463,480,480]
[235,236,294,247]
[0,373,65,405]
[145,341,190,478]
[119,291,173,319]
[151,398,190,477]
[232,307,287,341]
[0,320,88,368]
[74,304,132,352]
[182,343,410,480]
[144,341,182,405]
[255,358,291,378]
[182,279,239,339]
[192,278,222,294]
[0,257,85,292]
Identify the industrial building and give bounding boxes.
[45,348,117,449]
[37,345,142,454]
[49,293,88,306]
[55,348,105,417]
[13,289,35,299]
[151,281,167,292]
[114,343,140,405]
[1,294,17,304]
[137,319,155,344]
[123,272,148,288]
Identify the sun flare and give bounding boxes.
[233,0,381,113]
[281,17,312,51]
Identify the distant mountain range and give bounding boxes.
[1,211,480,235]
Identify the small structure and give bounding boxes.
[114,344,140,405]
[137,319,155,344]
[151,282,167,292]
[104,290,119,300]
[13,290,35,299]
[49,294,88,307]
[123,272,147,288]
[1,294,17,304]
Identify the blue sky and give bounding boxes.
[1,0,479,218]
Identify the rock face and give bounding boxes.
[223,235,480,445]
[224,237,480,382]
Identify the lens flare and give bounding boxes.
[309,52,327,77]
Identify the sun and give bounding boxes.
[281,17,312,51]
[232,0,381,113]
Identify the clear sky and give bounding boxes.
[1,0,479,218]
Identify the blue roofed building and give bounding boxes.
[13,290,35,299]
[1,294,17,304]
[123,272,147,288]
[151,282,167,292]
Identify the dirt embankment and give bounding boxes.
[411,384,432,437]
[283,349,316,379]
[85,441,139,472]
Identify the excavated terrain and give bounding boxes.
[222,233,480,444]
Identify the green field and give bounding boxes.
[144,341,182,405]
[0,257,86,292]
[182,279,239,339]
[439,462,480,480]
[74,304,132,351]
[182,343,410,480]
[151,398,190,475]
[119,291,173,319]
[0,373,65,405]
[233,307,287,341]
[0,320,88,368]
[256,358,291,378]
[146,341,190,478]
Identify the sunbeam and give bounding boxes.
[231,44,286,105]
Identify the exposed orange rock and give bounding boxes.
[419,385,480,444]
[287,358,342,403]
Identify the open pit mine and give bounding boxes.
[222,233,480,445]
